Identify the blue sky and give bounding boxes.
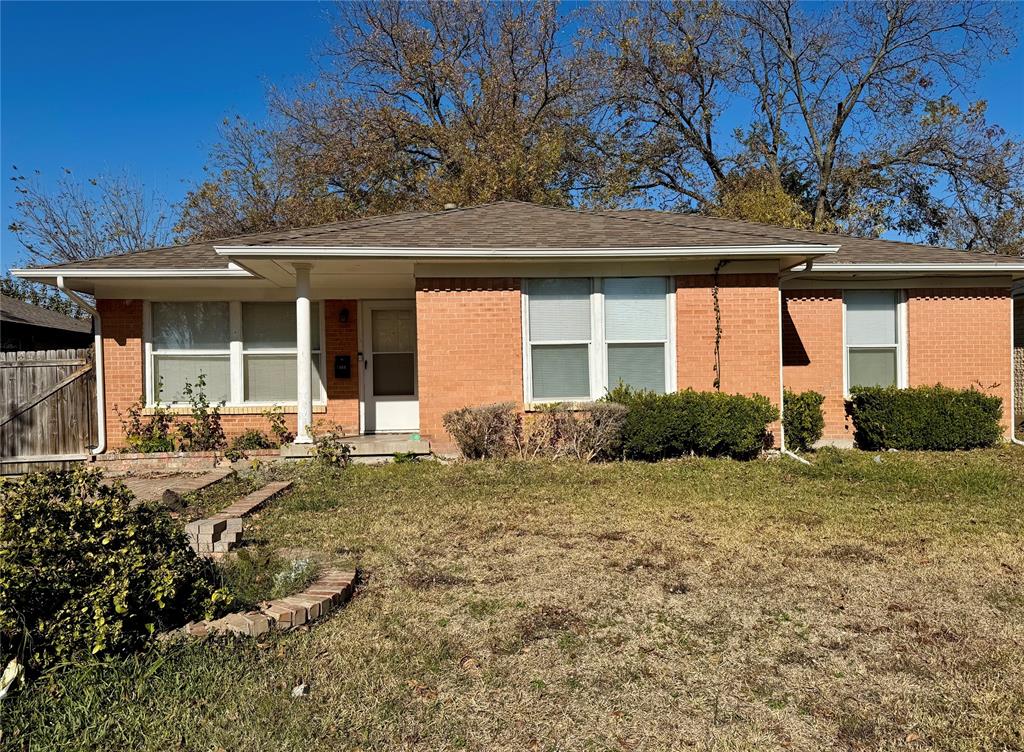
[2,1,1023,272]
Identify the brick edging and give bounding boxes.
[183,568,357,637]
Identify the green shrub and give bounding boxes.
[230,429,275,451]
[783,390,825,452]
[310,422,353,467]
[0,469,227,667]
[848,385,1002,451]
[116,397,175,453]
[606,385,779,460]
[262,405,294,446]
[176,376,226,452]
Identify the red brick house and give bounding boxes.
[13,201,1024,453]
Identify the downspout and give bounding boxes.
[778,261,813,464]
[57,276,106,455]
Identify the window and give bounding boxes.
[604,277,669,394]
[524,277,672,402]
[527,278,593,401]
[147,301,324,406]
[241,302,322,403]
[151,302,231,403]
[844,290,903,391]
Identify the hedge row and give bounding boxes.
[848,385,1002,451]
[606,385,779,460]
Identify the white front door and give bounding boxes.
[362,301,419,433]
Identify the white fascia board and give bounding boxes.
[10,264,254,279]
[811,262,1024,273]
[214,244,840,259]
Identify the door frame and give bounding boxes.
[358,299,419,434]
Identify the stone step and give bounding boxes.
[187,568,358,637]
[210,480,293,521]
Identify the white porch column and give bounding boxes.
[294,263,314,444]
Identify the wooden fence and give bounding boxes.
[1,348,97,475]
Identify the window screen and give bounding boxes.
[604,278,668,393]
[527,279,592,400]
[846,290,900,389]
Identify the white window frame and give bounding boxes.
[522,277,676,404]
[145,300,326,407]
[842,289,908,396]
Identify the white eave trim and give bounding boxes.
[811,262,1024,273]
[213,244,840,259]
[10,264,254,279]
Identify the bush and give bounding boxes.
[175,375,226,452]
[848,385,1002,451]
[443,402,521,459]
[0,469,226,667]
[520,403,627,461]
[230,429,275,451]
[783,390,825,452]
[262,405,294,446]
[606,385,779,460]
[443,402,627,461]
[116,397,175,453]
[310,422,353,467]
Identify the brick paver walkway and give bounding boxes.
[114,468,233,503]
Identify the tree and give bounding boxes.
[178,0,603,240]
[7,168,172,266]
[0,273,86,318]
[599,0,1023,253]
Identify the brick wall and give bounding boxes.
[907,288,1013,436]
[99,298,360,450]
[415,278,523,451]
[100,298,145,449]
[781,291,851,442]
[676,273,782,443]
[322,299,359,434]
[1015,297,1023,435]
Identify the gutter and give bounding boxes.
[57,276,105,456]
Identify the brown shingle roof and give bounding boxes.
[22,200,1022,272]
[606,210,1024,265]
[0,295,92,333]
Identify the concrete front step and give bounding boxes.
[280,435,430,461]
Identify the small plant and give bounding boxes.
[392,451,418,464]
[0,468,227,667]
[783,390,825,452]
[176,375,226,452]
[310,422,353,467]
[231,429,275,451]
[262,405,294,446]
[116,393,175,453]
[216,548,319,611]
[848,384,1002,451]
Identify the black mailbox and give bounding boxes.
[334,354,352,379]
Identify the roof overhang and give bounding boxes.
[214,243,839,260]
[9,265,254,294]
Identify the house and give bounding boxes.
[1,294,93,352]
[11,201,1024,454]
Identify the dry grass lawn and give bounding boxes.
[6,447,1024,751]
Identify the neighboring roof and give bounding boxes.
[12,200,1023,273]
[0,295,92,333]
